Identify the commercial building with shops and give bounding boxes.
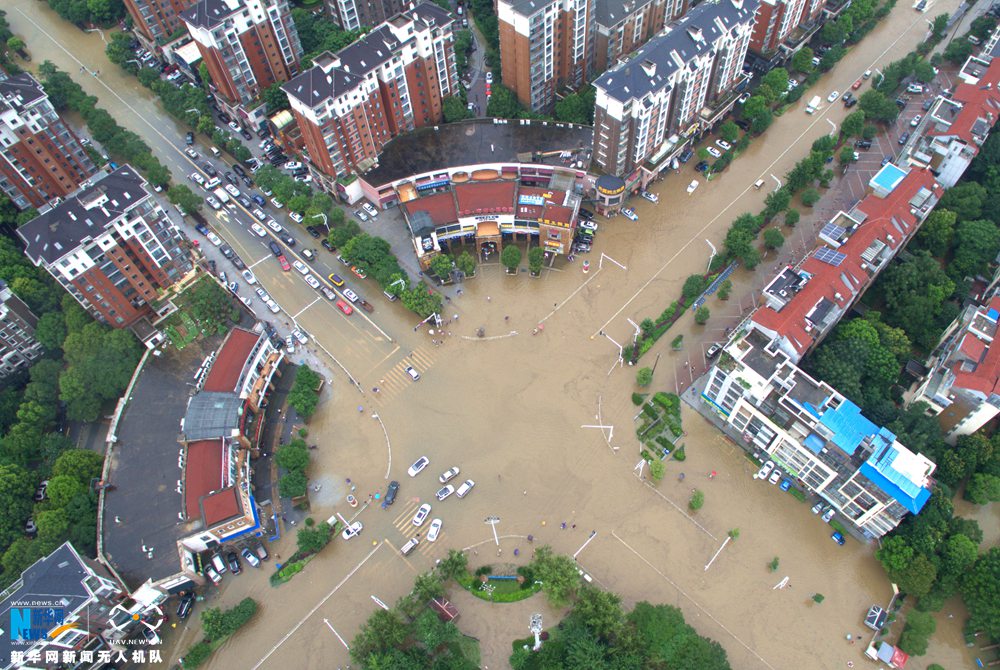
[282,3,457,192]
[701,328,936,539]
[498,0,596,113]
[0,279,43,380]
[17,165,190,331]
[591,0,757,180]
[181,0,302,128]
[0,72,96,211]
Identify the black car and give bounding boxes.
[231,255,245,269]
[385,480,400,505]
[219,112,232,124]
[268,241,282,256]
[240,129,252,141]
[220,245,234,259]
[208,259,216,273]
[232,163,246,177]
[224,171,237,185]
[280,234,296,247]
[922,98,934,111]
[202,163,217,177]
[226,551,241,574]
[695,160,710,173]
[855,139,872,149]
[306,226,322,239]
[844,97,858,108]
[185,132,194,145]
[252,194,266,207]
[238,195,252,208]
[176,593,194,619]
[242,175,254,188]
[321,239,335,252]
[678,148,694,163]
[898,131,910,145]
[579,208,595,220]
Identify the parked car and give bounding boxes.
[405,365,420,381]
[341,521,363,540]
[768,469,782,485]
[408,456,430,477]
[292,329,308,345]
[855,139,872,149]
[412,503,431,526]
[695,160,710,173]
[706,146,722,158]
[336,300,353,315]
[427,518,443,542]
[831,531,846,545]
[385,480,400,505]
[328,273,345,286]
[910,114,922,127]
[439,467,460,483]
[779,478,792,492]
[678,148,694,163]
[898,131,911,145]
[852,79,863,90]
[456,479,476,498]
[205,566,222,584]
[715,139,732,151]
[185,132,194,145]
[226,551,241,574]
[827,90,840,102]
[706,343,722,358]
[254,543,269,561]
[621,207,638,221]
[34,480,49,502]
[822,507,836,523]
[811,501,824,514]
[757,460,775,479]
[240,547,260,568]
[436,485,455,501]
[640,191,659,203]
[362,202,379,217]
[686,180,700,195]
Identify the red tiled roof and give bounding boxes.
[951,295,1000,396]
[928,59,1000,146]
[958,332,988,362]
[401,191,457,227]
[201,486,242,527]
[454,181,516,216]
[202,328,261,393]
[541,203,574,227]
[184,439,225,519]
[751,169,942,358]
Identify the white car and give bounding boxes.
[225,184,240,198]
[270,198,284,209]
[827,91,840,102]
[822,507,836,523]
[241,269,256,285]
[284,161,302,171]
[355,209,369,222]
[184,148,198,160]
[294,174,312,183]
[412,503,431,526]
[687,180,700,194]
[910,114,922,127]
[715,139,732,151]
[405,365,420,381]
[343,288,359,303]
[204,177,220,190]
[266,218,283,233]
[362,202,378,217]
[255,287,271,301]
[768,469,782,485]
[206,196,221,210]
[292,329,308,345]
[304,274,320,289]
[289,212,303,223]
[640,191,659,203]
[250,223,267,237]
[190,172,205,186]
[579,219,598,231]
[205,566,222,584]
[252,208,267,221]
[285,335,295,353]
[292,260,309,276]
[435,485,455,501]
[427,518,442,542]
[341,521,363,540]
[321,286,336,300]
[456,479,475,498]
[757,460,775,480]
[205,232,222,246]
[228,121,240,132]
[265,298,280,314]
[621,207,638,221]
[485,71,493,84]
[706,146,722,158]
[439,467,460,484]
[240,547,260,568]
[408,456,429,477]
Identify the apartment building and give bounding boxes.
[0,73,96,211]
[0,280,43,379]
[283,3,457,188]
[181,0,303,125]
[591,0,757,178]
[901,56,1000,187]
[593,0,674,73]
[325,0,408,31]
[124,0,196,48]
[748,0,824,56]
[498,0,596,112]
[750,166,941,363]
[910,296,1000,443]
[701,328,936,539]
[16,166,190,329]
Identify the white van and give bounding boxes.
[400,537,419,555]
[210,146,222,157]
[456,479,475,498]
[210,553,227,574]
[753,178,765,190]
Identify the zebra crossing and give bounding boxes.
[371,348,437,402]
[390,500,443,557]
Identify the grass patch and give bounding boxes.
[829,519,847,535]
[788,487,807,502]
[269,558,310,586]
[456,573,541,603]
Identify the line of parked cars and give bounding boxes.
[204,541,269,584]
[397,458,476,555]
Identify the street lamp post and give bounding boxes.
[770,174,782,190]
[826,119,837,136]
[705,239,717,273]
[485,516,500,546]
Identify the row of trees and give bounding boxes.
[287,365,322,418]
[290,9,366,68]
[37,62,173,188]
[276,437,311,500]
[45,0,125,28]
[182,598,258,668]
[0,11,23,76]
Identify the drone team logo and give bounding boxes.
[107,603,164,639]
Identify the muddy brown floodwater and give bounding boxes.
[7,0,985,668]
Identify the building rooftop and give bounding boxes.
[593,0,758,104]
[949,295,1000,397]
[860,441,934,514]
[184,439,225,520]
[182,391,244,441]
[454,181,517,216]
[596,0,656,28]
[401,191,458,232]
[181,0,243,30]
[18,165,149,265]
[503,0,558,17]
[0,72,47,114]
[363,119,593,187]
[202,328,261,393]
[201,486,242,526]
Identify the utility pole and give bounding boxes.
[651,352,662,376]
[485,516,500,546]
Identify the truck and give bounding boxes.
[213,187,231,206]
[806,96,821,114]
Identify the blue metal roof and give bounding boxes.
[988,308,999,321]
[859,458,931,514]
[804,433,825,454]
[818,399,880,455]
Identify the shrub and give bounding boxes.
[689,489,704,510]
[631,392,645,406]
[763,228,785,249]
[769,557,780,572]
[474,565,493,577]
[183,642,213,668]
[801,188,821,207]
[812,593,825,604]
[636,367,653,387]
[695,306,711,324]
[682,274,707,302]
[650,460,665,481]
[717,279,732,300]
[671,334,684,349]
[673,446,686,461]
[785,209,800,227]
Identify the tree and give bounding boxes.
[791,47,815,74]
[52,449,103,483]
[437,549,468,581]
[34,312,66,351]
[400,286,443,318]
[840,110,866,138]
[500,245,521,272]
[944,38,975,65]
[636,367,653,387]
[801,188,821,207]
[188,279,237,333]
[574,585,624,639]
[949,219,1000,280]
[275,442,309,472]
[962,547,1000,638]
[429,254,454,281]
[649,460,665,482]
[485,83,521,118]
[914,209,956,257]
[938,181,986,220]
[442,95,471,122]
[0,463,34,548]
[455,250,476,276]
[859,90,900,124]
[719,120,740,144]
[413,608,457,652]
[694,306,710,325]
[898,610,936,656]
[351,609,410,664]
[966,473,1000,504]
[167,184,202,214]
[763,228,784,249]
[554,88,595,124]
[689,489,704,510]
[262,82,290,112]
[45,475,85,508]
[279,470,307,498]
[881,251,957,349]
[296,521,332,555]
[682,274,707,302]
[760,67,789,100]
[763,187,791,218]
[288,366,321,418]
[894,553,938,598]
[531,546,580,605]
[784,209,800,227]
[528,246,545,275]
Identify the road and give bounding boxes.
[7,0,980,669]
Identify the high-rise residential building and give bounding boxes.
[181,0,303,125]
[123,0,196,48]
[283,3,457,189]
[0,73,96,211]
[592,0,757,178]
[593,0,676,74]
[325,0,408,31]
[17,165,190,330]
[498,0,596,113]
[748,0,825,56]
[0,280,43,379]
